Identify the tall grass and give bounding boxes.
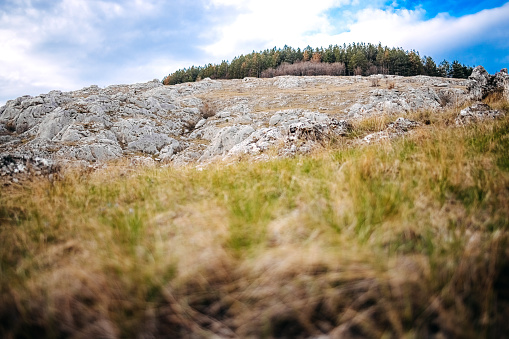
[1,103,508,338]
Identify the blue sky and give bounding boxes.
[1,0,508,105]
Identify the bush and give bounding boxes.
[200,101,216,119]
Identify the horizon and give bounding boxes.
[1,0,508,106]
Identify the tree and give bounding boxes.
[408,51,424,75]
[311,51,322,63]
[423,56,438,77]
[162,43,473,84]
[438,60,451,78]
[349,50,368,75]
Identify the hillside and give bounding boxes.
[1,66,509,338]
[1,66,505,178]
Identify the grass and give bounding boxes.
[1,102,509,338]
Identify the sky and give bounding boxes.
[1,0,508,106]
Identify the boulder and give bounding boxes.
[228,128,283,156]
[288,120,326,141]
[201,125,255,159]
[127,133,173,154]
[159,139,181,161]
[468,66,509,100]
[37,108,72,140]
[363,117,420,144]
[0,154,57,181]
[455,102,504,125]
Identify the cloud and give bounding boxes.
[335,3,509,57]
[0,0,147,103]
[202,0,509,71]
[1,0,508,105]
[203,0,353,59]
[0,0,231,104]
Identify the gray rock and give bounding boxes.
[58,141,123,162]
[468,66,509,101]
[127,133,172,154]
[37,108,72,140]
[288,120,326,141]
[0,69,503,169]
[387,117,420,132]
[201,125,255,159]
[159,139,181,161]
[363,117,420,143]
[228,127,283,156]
[195,119,207,129]
[455,102,504,125]
[0,154,57,180]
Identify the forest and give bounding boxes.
[163,43,473,85]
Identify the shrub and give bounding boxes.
[200,101,216,119]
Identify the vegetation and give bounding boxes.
[163,43,473,85]
[1,98,508,338]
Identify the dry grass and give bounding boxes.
[1,101,509,338]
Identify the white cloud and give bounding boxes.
[333,3,509,56]
[0,0,165,104]
[1,0,508,105]
[202,0,509,66]
[203,0,352,58]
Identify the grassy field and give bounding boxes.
[1,100,509,338]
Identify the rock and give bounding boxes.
[468,66,509,100]
[329,119,353,136]
[363,117,420,144]
[56,141,123,162]
[130,156,156,167]
[387,117,420,132]
[127,133,172,154]
[288,117,352,141]
[268,110,300,127]
[0,154,57,181]
[201,125,255,159]
[228,128,282,156]
[0,68,505,171]
[195,118,207,129]
[37,108,72,140]
[159,139,181,161]
[288,120,326,141]
[455,102,504,125]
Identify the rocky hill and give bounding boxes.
[1,66,508,181]
[1,66,509,338]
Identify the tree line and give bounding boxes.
[162,43,473,85]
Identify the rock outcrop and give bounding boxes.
[363,117,421,144]
[0,67,506,178]
[467,66,509,101]
[0,80,214,164]
[0,155,58,182]
[455,102,505,125]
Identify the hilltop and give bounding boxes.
[1,66,507,182]
[162,43,474,85]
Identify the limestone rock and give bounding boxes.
[127,133,173,154]
[363,117,420,144]
[0,68,505,171]
[0,154,58,182]
[37,108,72,140]
[159,139,181,161]
[228,128,283,157]
[468,66,509,101]
[201,125,255,159]
[455,102,504,125]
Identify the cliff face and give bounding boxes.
[0,67,508,179]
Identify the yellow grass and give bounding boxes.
[1,102,509,338]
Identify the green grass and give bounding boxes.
[1,103,509,338]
